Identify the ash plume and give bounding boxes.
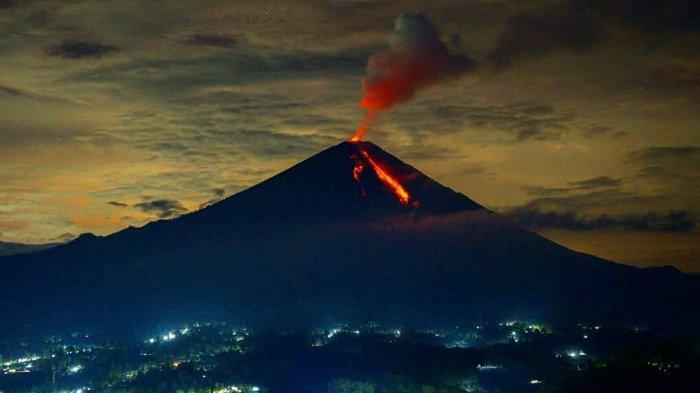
[351,13,475,141]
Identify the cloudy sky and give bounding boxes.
[0,0,698,271]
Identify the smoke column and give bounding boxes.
[350,13,475,141]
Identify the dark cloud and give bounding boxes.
[70,48,369,94]
[487,1,697,69]
[631,62,700,94]
[627,147,700,187]
[108,201,128,207]
[198,200,215,210]
[568,176,622,190]
[488,5,601,68]
[397,145,462,161]
[636,165,694,182]
[52,233,76,242]
[460,102,569,141]
[580,124,625,138]
[523,176,622,197]
[523,186,572,197]
[588,0,700,32]
[230,129,331,157]
[628,146,700,162]
[99,93,341,163]
[0,0,16,9]
[198,188,227,209]
[133,198,188,219]
[0,84,75,104]
[212,188,226,197]
[198,127,335,158]
[48,41,118,59]
[513,187,668,215]
[386,100,614,142]
[0,84,25,96]
[274,50,369,73]
[186,34,238,48]
[505,207,695,233]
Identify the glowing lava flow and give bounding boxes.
[353,146,411,205]
[352,157,364,182]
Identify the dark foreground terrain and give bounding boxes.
[1,320,697,393]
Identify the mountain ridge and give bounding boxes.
[0,240,59,257]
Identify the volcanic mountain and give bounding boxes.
[0,142,697,337]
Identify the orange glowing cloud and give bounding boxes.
[350,13,474,141]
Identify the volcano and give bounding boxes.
[0,142,697,337]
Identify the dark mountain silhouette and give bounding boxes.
[0,240,59,257]
[0,142,697,338]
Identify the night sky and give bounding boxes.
[0,1,698,271]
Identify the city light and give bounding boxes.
[68,364,83,374]
[161,332,177,341]
[0,320,688,392]
[2,355,41,367]
[510,330,519,343]
[214,385,259,393]
[477,364,502,371]
[567,349,586,358]
[327,328,341,339]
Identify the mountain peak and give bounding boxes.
[188,141,483,229]
[347,141,484,213]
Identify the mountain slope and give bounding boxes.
[0,142,697,338]
[0,240,59,257]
